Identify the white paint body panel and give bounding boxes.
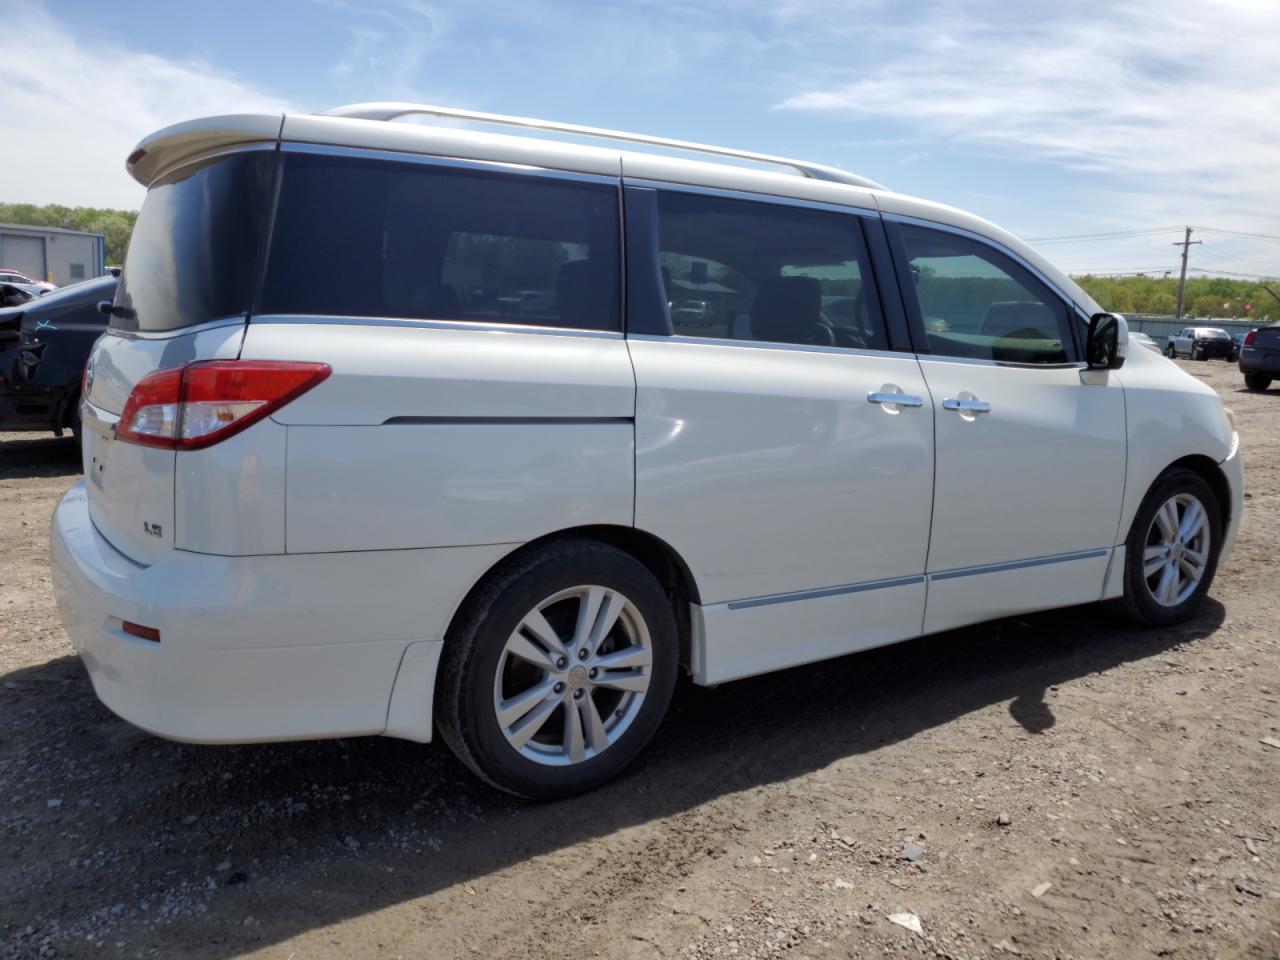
[50,482,508,743]
[632,338,934,604]
[175,417,287,555]
[916,360,1127,633]
[240,320,634,423]
[82,322,245,564]
[1105,343,1237,552]
[694,579,927,685]
[285,421,632,553]
[631,338,934,679]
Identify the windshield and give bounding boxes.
[113,149,275,332]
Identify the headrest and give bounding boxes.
[751,276,824,344]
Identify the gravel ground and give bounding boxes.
[1,357,1277,960]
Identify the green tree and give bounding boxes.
[0,202,138,265]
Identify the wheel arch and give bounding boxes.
[1163,454,1232,530]
[440,524,701,673]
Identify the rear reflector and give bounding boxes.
[116,361,331,450]
[122,621,161,643]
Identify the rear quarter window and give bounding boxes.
[114,150,275,333]
[259,152,621,331]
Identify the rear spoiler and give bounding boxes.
[126,114,284,187]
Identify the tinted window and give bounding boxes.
[261,153,620,331]
[655,191,887,349]
[898,224,1074,364]
[115,150,275,332]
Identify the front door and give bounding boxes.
[889,220,1127,634]
[626,186,936,683]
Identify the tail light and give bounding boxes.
[1243,330,1256,347]
[116,361,331,450]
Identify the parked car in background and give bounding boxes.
[1167,326,1234,360]
[496,289,556,314]
[1,283,36,308]
[0,275,114,440]
[1128,331,1162,353]
[0,269,56,295]
[1231,332,1246,361]
[51,103,1242,799]
[1239,324,1280,392]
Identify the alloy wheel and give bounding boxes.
[1142,493,1211,607]
[492,585,653,766]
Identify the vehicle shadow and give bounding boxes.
[0,433,80,480]
[0,599,1225,958]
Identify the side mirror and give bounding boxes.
[1086,312,1127,370]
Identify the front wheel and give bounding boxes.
[1120,468,1222,626]
[1167,345,1177,359]
[1245,374,1272,391]
[435,540,679,799]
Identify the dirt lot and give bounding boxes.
[2,358,1277,960]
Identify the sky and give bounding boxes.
[3,0,1278,280]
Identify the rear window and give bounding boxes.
[114,150,275,333]
[259,152,621,331]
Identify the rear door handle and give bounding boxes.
[867,391,924,408]
[942,397,991,414]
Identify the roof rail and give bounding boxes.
[316,102,887,191]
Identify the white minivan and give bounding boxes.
[51,104,1243,798]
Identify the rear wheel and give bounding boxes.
[1245,374,1272,391]
[436,540,678,799]
[1192,344,1205,361]
[1120,468,1222,626]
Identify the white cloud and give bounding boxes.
[320,0,449,98]
[775,0,1280,274]
[0,2,294,209]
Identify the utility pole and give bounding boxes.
[1173,226,1202,321]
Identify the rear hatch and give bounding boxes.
[82,148,276,563]
[1252,326,1280,357]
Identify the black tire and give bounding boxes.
[1244,374,1272,392]
[1167,345,1177,359]
[1192,345,1204,361]
[436,540,679,799]
[1119,468,1222,626]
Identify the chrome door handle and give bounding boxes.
[942,397,991,414]
[867,391,924,408]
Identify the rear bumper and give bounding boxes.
[1194,342,1233,359]
[1238,349,1280,375]
[50,482,507,744]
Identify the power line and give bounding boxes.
[1024,226,1183,244]
[1194,226,1280,244]
[1187,268,1280,281]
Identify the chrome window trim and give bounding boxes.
[105,314,248,341]
[624,177,879,218]
[915,354,1088,371]
[882,212,1088,315]
[280,140,621,186]
[627,332,908,362]
[249,313,626,340]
